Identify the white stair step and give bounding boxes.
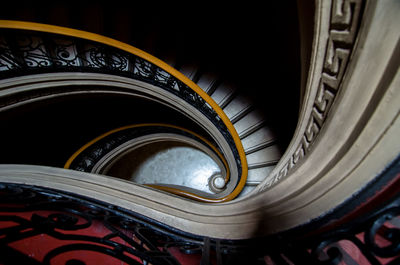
[247,166,275,182]
[223,95,253,123]
[196,72,219,94]
[246,145,282,165]
[246,145,281,166]
[238,165,277,199]
[234,109,265,139]
[245,139,276,155]
[210,82,236,106]
[248,160,279,171]
[241,126,276,152]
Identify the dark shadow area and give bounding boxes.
[0,91,210,167]
[0,0,301,151]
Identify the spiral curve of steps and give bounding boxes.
[0,2,300,200]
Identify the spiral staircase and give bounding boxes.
[0,2,299,201]
[0,1,399,264]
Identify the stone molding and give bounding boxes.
[259,0,364,191]
[0,0,399,239]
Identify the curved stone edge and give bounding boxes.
[0,0,398,238]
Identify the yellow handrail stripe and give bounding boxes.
[64,123,231,203]
[0,20,247,202]
[64,123,230,180]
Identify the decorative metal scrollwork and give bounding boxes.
[52,39,80,67]
[0,183,202,264]
[304,203,400,265]
[364,207,400,259]
[1,182,399,264]
[0,30,242,183]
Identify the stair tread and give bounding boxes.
[234,109,265,139]
[245,139,277,155]
[246,145,281,166]
[219,90,236,109]
[247,166,275,182]
[223,95,253,123]
[196,72,219,94]
[248,160,279,169]
[241,126,277,151]
[210,82,236,106]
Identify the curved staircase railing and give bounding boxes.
[64,123,231,201]
[0,0,398,242]
[1,157,399,264]
[0,20,248,202]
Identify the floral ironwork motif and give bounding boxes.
[67,124,221,173]
[0,183,204,265]
[0,182,399,265]
[0,30,241,180]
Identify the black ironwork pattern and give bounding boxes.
[275,204,400,265]
[1,181,399,265]
[67,124,223,173]
[0,29,241,179]
[0,183,208,265]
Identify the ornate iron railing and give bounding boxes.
[1,170,399,265]
[0,29,239,166]
[64,123,231,200]
[0,23,246,202]
[0,182,205,265]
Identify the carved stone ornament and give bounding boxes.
[259,0,364,191]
